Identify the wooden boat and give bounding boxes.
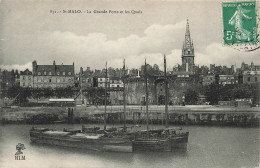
[132,57,189,152]
[30,127,133,152]
[132,128,189,151]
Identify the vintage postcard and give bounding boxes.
[0,0,259,168]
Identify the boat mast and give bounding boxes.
[123,59,126,132]
[104,61,107,130]
[164,55,169,128]
[80,69,83,106]
[145,59,149,131]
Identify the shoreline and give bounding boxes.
[1,105,259,127]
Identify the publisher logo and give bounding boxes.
[15,143,26,160]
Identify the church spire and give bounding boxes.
[184,18,192,49]
[181,18,195,73]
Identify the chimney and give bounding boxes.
[53,60,56,65]
[251,62,254,71]
[32,60,37,75]
[80,67,83,75]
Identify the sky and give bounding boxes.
[0,0,259,72]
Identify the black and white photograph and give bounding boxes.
[0,0,259,167]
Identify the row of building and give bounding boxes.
[201,71,259,86]
[0,61,125,90]
[0,60,258,92]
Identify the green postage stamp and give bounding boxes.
[222,1,259,50]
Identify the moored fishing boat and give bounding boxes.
[30,127,133,152]
[132,128,189,151]
[132,57,189,152]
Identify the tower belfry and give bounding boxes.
[182,18,195,73]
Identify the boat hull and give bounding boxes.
[30,128,189,152]
[30,130,132,153]
[170,132,189,149]
[132,139,172,152]
[132,132,189,152]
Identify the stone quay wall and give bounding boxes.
[0,105,259,127]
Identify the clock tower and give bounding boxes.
[182,18,194,73]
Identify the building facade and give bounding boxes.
[97,77,110,88]
[201,75,215,86]
[243,70,260,84]
[1,70,17,90]
[218,75,238,85]
[78,67,94,89]
[110,77,123,88]
[32,61,75,88]
[20,69,33,87]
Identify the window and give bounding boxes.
[68,72,71,76]
[23,76,25,80]
[44,71,46,75]
[49,72,52,75]
[49,79,51,82]
[23,83,25,87]
[38,72,41,75]
[57,72,60,75]
[255,77,257,82]
[100,78,102,81]
[28,76,31,80]
[63,78,65,82]
[63,72,65,75]
[247,77,250,82]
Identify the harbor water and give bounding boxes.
[0,124,259,168]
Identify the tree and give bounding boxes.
[205,84,222,105]
[220,84,233,101]
[6,85,20,98]
[232,84,253,99]
[84,87,107,105]
[184,89,199,105]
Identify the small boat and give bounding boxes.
[132,128,189,151]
